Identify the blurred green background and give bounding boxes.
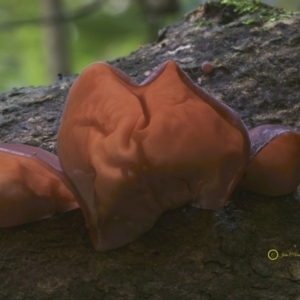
[0,0,299,93]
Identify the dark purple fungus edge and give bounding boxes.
[249,124,300,159]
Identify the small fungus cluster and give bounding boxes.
[1,61,300,251]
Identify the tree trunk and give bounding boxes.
[40,0,70,82]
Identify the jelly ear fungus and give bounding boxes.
[0,143,78,227]
[57,60,250,251]
[239,124,300,196]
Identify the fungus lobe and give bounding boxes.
[0,143,78,227]
[239,124,300,196]
[58,60,250,251]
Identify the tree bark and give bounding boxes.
[0,1,300,299]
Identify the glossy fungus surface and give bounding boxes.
[58,60,250,251]
[201,61,214,74]
[0,143,78,227]
[239,124,300,196]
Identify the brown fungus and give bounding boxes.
[239,124,300,196]
[201,61,214,74]
[0,143,78,227]
[57,60,250,251]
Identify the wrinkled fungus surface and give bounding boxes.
[58,60,250,251]
[239,124,300,196]
[0,143,78,227]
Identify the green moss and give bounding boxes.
[220,0,261,15]
[194,0,295,27]
[220,0,292,24]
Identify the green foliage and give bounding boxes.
[0,0,46,91]
[71,3,149,73]
[0,0,188,92]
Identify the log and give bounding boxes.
[0,1,300,298]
